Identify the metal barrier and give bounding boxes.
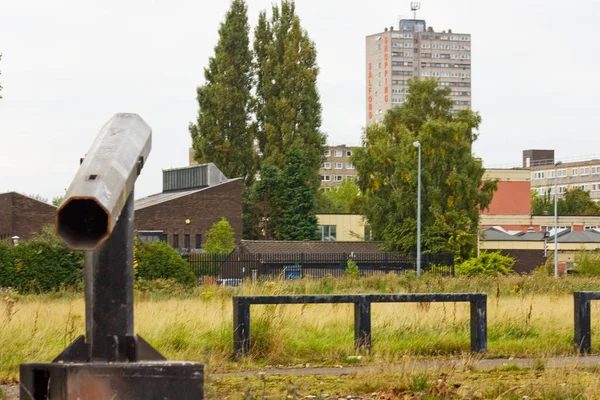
[574,291,600,354]
[188,252,455,279]
[233,293,487,357]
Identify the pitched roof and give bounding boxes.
[558,229,600,243]
[134,178,243,210]
[481,227,600,243]
[236,240,385,254]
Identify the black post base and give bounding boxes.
[20,361,204,400]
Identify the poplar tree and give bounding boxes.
[253,1,326,178]
[190,0,254,181]
[279,145,319,240]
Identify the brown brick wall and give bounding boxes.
[134,180,243,250]
[497,249,546,274]
[0,193,13,240]
[0,192,56,241]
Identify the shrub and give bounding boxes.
[344,259,360,279]
[0,240,16,288]
[1,226,84,292]
[135,241,196,286]
[574,250,600,276]
[456,251,515,276]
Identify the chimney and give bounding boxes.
[384,27,388,32]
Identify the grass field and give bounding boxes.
[3,273,600,396]
[206,366,600,399]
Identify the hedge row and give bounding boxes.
[0,226,196,293]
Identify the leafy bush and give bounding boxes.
[135,241,196,286]
[456,251,515,277]
[0,226,84,292]
[574,250,600,276]
[344,259,360,279]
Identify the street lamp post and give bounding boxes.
[554,161,562,277]
[413,141,422,277]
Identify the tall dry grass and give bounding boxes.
[2,274,600,381]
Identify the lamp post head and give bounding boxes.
[11,236,20,246]
[413,141,420,148]
[555,161,563,167]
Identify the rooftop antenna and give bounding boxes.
[410,2,420,21]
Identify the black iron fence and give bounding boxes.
[186,252,454,281]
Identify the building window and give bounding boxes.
[592,183,600,192]
[334,175,343,181]
[547,170,555,179]
[533,171,545,180]
[557,169,567,178]
[334,150,343,157]
[184,234,190,250]
[173,234,179,249]
[321,175,331,181]
[334,163,343,169]
[324,150,331,157]
[317,225,337,241]
[195,234,202,251]
[580,184,590,191]
[585,226,598,230]
[138,231,164,243]
[559,186,567,194]
[536,187,545,195]
[592,166,600,175]
[322,162,331,169]
[346,163,354,169]
[572,168,578,176]
[346,150,352,157]
[581,167,590,176]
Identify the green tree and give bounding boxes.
[189,0,255,181]
[316,180,364,214]
[352,78,497,260]
[531,188,600,216]
[279,145,319,240]
[52,196,64,207]
[246,164,284,240]
[253,0,326,178]
[204,217,236,254]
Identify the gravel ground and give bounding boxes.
[3,356,600,399]
[0,384,18,400]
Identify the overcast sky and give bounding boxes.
[1,0,599,201]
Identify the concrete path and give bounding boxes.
[210,355,600,378]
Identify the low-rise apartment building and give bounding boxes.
[525,149,600,201]
[319,144,359,189]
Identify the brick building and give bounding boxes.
[134,163,243,253]
[0,192,56,242]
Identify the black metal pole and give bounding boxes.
[85,191,135,362]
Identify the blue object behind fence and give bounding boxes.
[283,265,302,280]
